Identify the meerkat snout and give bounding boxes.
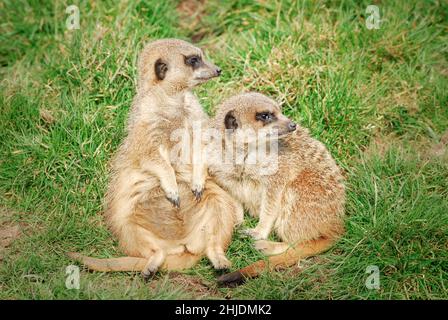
[187,55,222,82]
[287,121,297,132]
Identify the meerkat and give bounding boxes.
[128,38,221,207]
[205,92,345,286]
[68,39,243,277]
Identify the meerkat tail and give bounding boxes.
[67,252,202,273]
[217,237,336,286]
[67,252,147,272]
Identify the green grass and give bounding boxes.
[1,0,447,299]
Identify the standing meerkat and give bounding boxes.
[128,38,221,207]
[68,39,243,277]
[207,93,345,286]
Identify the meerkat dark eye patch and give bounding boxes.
[184,55,202,69]
[255,112,276,124]
[224,111,239,131]
[154,59,168,80]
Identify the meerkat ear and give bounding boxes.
[224,111,239,130]
[154,59,168,80]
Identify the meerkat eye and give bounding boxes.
[256,112,275,122]
[185,55,201,68]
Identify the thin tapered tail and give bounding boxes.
[217,237,335,287]
[67,251,201,272]
[67,252,147,272]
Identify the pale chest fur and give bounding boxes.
[211,164,265,217]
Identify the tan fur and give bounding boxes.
[68,39,242,276]
[208,93,346,285]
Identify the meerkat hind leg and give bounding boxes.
[206,246,232,270]
[141,249,166,279]
[254,240,290,256]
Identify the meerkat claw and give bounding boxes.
[141,270,156,281]
[166,195,180,208]
[192,188,203,201]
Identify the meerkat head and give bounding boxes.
[137,38,221,94]
[214,92,297,144]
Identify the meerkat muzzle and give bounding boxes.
[195,62,221,80]
[288,122,297,132]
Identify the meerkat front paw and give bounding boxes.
[191,183,204,201]
[165,190,180,208]
[242,227,269,241]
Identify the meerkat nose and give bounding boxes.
[216,68,222,76]
[288,122,297,132]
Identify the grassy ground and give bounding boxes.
[1,0,447,299]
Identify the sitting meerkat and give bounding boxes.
[207,92,346,286]
[68,39,243,277]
